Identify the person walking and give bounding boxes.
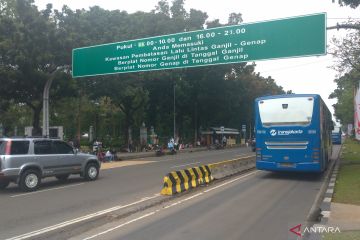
[105,150,113,162]
[222,135,227,147]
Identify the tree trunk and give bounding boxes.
[32,105,42,136]
[194,101,198,144]
[76,90,82,148]
[123,110,132,150]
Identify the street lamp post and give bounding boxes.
[42,67,65,138]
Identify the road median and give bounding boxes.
[160,155,255,195]
[160,166,213,195]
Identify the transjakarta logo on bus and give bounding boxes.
[270,129,303,136]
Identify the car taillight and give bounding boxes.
[5,141,11,155]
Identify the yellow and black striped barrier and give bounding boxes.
[161,165,213,195]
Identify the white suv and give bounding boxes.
[0,137,101,191]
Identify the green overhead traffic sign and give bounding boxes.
[72,13,326,78]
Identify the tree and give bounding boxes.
[329,71,359,124]
[331,31,360,73]
[333,0,360,8]
[154,0,170,16]
[0,0,75,134]
[228,13,243,25]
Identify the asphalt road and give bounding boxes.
[0,147,253,240]
[72,145,341,240]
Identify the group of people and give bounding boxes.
[167,138,177,153]
[95,149,115,162]
[214,136,227,147]
[93,140,116,162]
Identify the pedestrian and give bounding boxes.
[222,135,227,147]
[128,140,133,153]
[97,148,105,162]
[105,150,113,162]
[111,148,117,161]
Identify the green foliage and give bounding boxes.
[330,8,360,125]
[332,31,360,73]
[329,71,359,125]
[324,230,360,240]
[0,101,31,136]
[333,138,360,205]
[334,0,360,8]
[0,0,75,134]
[228,13,243,25]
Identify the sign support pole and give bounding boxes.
[173,78,176,140]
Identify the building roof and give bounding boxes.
[201,127,240,135]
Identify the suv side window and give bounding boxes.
[34,141,52,154]
[10,141,30,155]
[53,141,74,154]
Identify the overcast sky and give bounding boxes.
[34,0,359,117]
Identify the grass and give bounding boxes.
[323,139,360,240]
[332,138,360,205]
[323,230,360,240]
[333,139,360,206]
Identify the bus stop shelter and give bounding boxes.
[200,127,240,146]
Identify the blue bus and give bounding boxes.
[331,126,342,144]
[254,94,333,172]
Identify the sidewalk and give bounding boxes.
[323,139,360,239]
[115,144,245,160]
[114,146,207,160]
[328,203,360,231]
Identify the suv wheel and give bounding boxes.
[19,170,41,192]
[84,163,99,181]
[0,180,10,189]
[56,174,70,181]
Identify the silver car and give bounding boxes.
[0,137,101,191]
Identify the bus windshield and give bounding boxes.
[258,97,314,126]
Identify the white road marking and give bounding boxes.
[82,212,156,240]
[82,170,258,239]
[235,153,248,157]
[204,171,259,193]
[5,194,160,240]
[226,155,255,162]
[164,193,204,209]
[85,192,206,240]
[171,162,201,169]
[10,183,85,198]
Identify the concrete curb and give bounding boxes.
[208,156,255,179]
[116,145,247,160]
[304,153,341,240]
[318,162,340,225]
[116,147,208,160]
